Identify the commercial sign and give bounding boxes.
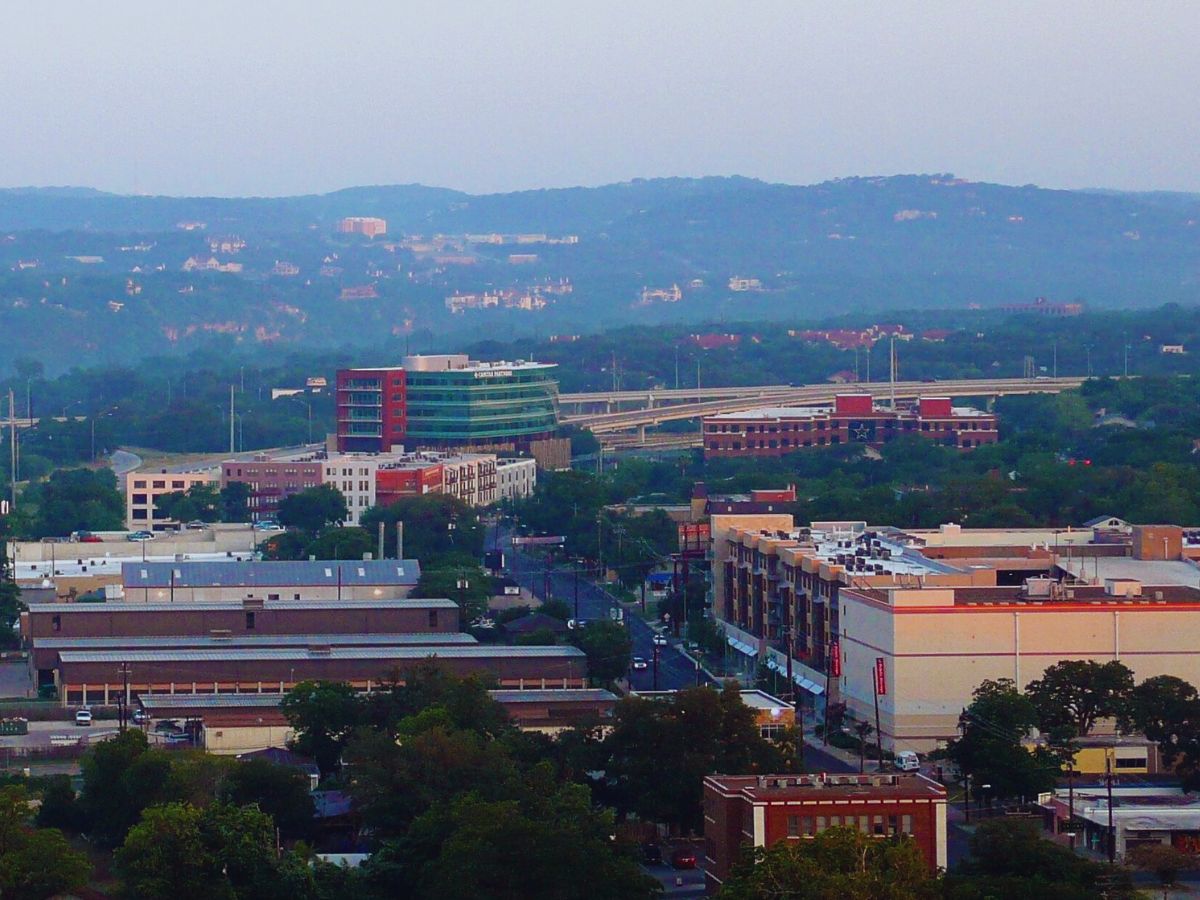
[511,535,565,547]
[874,657,887,696]
[473,370,513,379]
[828,641,841,677]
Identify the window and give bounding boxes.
[52,615,61,633]
[245,612,256,630]
[153,480,166,489]
[132,493,147,504]
[1115,757,1146,769]
[267,593,279,601]
[429,610,439,628]
[786,815,801,837]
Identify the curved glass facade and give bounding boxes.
[405,368,559,441]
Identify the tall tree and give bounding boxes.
[947,679,1059,802]
[718,826,938,900]
[1025,659,1134,739]
[280,680,362,774]
[278,484,347,535]
[568,620,632,684]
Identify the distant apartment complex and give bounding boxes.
[703,394,997,458]
[125,469,216,531]
[711,513,1200,751]
[335,355,563,465]
[220,449,536,523]
[337,216,387,238]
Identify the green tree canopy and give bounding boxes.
[280,680,363,775]
[1025,659,1134,740]
[947,679,1059,802]
[568,620,632,684]
[278,484,347,535]
[717,825,938,900]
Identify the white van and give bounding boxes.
[894,750,920,771]
[74,709,93,727]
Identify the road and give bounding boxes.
[110,449,142,478]
[499,528,709,692]
[566,376,1087,433]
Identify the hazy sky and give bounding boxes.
[3,2,1198,197]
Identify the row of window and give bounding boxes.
[710,419,994,435]
[131,479,190,490]
[785,813,914,838]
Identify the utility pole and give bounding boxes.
[229,384,235,454]
[377,521,385,561]
[1105,755,1116,863]
[396,521,404,559]
[117,662,132,732]
[889,337,897,409]
[7,390,15,511]
[873,658,886,772]
[573,567,580,622]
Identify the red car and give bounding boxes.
[670,848,697,870]
[78,534,103,543]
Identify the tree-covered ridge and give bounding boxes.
[1,175,1199,368]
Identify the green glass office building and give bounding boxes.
[336,355,559,452]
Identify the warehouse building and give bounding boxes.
[57,644,588,707]
[23,598,456,642]
[117,559,421,602]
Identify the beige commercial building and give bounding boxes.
[125,469,217,531]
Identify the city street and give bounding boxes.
[499,527,710,692]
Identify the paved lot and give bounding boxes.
[0,719,121,749]
[0,662,34,700]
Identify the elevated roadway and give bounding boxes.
[565,377,1087,434]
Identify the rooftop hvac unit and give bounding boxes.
[1024,577,1054,598]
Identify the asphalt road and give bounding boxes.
[499,529,709,692]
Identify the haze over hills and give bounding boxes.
[2,174,1199,370]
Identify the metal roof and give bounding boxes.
[29,598,457,614]
[138,693,286,710]
[121,559,421,588]
[35,633,477,650]
[488,689,618,703]
[58,645,587,663]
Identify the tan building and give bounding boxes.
[838,578,1200,752]
[711,515,1200,752]
[126,469,217,531]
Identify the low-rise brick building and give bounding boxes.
[703,773,947,891]
[703,394,997,459]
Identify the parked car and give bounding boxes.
[652,634,668,647]
[162,732,192,745]
[154,719,182,734]
[74,709,93,727]
[72,530,103,543]
[254,520,281,530]
[132,709,149,726]
[631,656,648,671]
[185,520,208,530]
[641,843,663,865]
[126,531,155,542]
[670,847,697,870]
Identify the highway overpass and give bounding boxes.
[565,377,1088,435]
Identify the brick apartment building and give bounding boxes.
[219,458,322,521]
[703,773,947,890]
[703,394,997,459]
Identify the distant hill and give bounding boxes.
[1,174,1198,370]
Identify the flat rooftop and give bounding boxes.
[28,598,459,614]
[16,552,256,581]
[1059,557,1200,589]
[58,645,587,664]
[489,689,619,704]
[33,632,477,651]
[706,406,831,421]
[122,559,421,588]
[707,773,946,801]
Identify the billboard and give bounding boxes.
[874,657,887,696]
